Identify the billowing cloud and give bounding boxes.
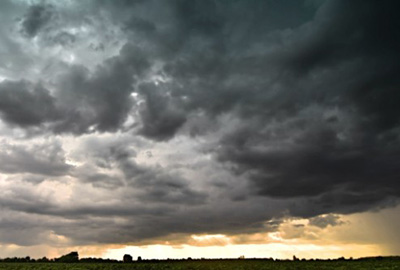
[0,139,70,176]
[20,3,54,37]
[0,80,59,127]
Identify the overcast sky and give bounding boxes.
[0,0,399,260]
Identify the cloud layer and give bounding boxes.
[0,0,399,254]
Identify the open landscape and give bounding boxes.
[1,253,400,270]
[0,0,399,267]
[2,260,400,270]
[1,258,400,270]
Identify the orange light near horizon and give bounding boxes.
[102,242,382,261]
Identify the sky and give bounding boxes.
[0,0,399,260]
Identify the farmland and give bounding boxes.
[0,259,399,270]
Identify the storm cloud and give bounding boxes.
[20,3,54,37]
[0,0,399,252]
[0,80,59,127]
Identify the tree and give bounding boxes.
[37,257,49,262]
[123,254,133,263]
[56,252,79,263]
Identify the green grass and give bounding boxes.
[0,260,399,270]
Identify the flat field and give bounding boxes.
[0,260,399,270]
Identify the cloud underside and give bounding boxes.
[0,0,399,249]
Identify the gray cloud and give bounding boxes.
[0,140,71,176]
[0,80,60,127]
[308,214,344,228]
[0,43,151,134]
[163,0,400,216]
[79,138,207,205]
[20,3,54,37]
[137,83,187,141]
[0,190,283,245]
[52,42,150,134]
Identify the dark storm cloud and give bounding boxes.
[100,0,400,217]
[120,0,319,137]
[140,0,400,217]
[52,43,150,134]
[0,43,150,134]
[129,0,398,216]
[0,211,65,246]
[0,80,60,127]
[0,159,280,245]
[20,3,54,37]
[137,83,187,140]
[0,0,318,137]
[216,113,400,200]
[0,191,281,245]
[121,160,207,205]
[208,0,400,215]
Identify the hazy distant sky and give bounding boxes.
[0,0,399,260]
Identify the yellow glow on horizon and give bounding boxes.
[1,206,398,260]
[189,234,231,246]
[102,243,382,261]
[191,234,227,241]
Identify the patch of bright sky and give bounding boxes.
[104,243,381,260]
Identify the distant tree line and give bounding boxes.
[0,252,124,263]
[0,252,399,263]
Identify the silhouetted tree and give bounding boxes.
[56,252,79,263]
[123,254,133,263]
[37,257,49,262]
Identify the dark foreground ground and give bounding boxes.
[0,259,399,270]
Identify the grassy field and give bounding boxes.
[0,260,399,270]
